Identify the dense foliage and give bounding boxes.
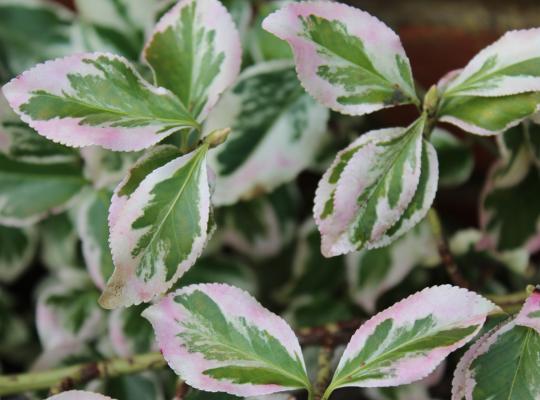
[1,1,540,399]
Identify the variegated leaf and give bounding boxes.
[47,391,114,400]
[249,1,293,62]
[81,147,140,190]
[262,1,418,116]
[431,128,474,187]
[215,185,300,260]
[480,125,540,253]
[143,283,310,396]
[39,213,82,273]
[108,304,156,357]
[452,289,540,400]
[2,53,199,151]
[314,116,428,256]
[101,146,210,308]
[76,189,115,290]
[0,154,86,226]
[143,0,242,121]
[442,29,540,98]
[37,282,104,350]
[206,61,329,205]
[325,286,498,395]
[0,224,37,283]
[0,0,78,77]
[346,219,439,313]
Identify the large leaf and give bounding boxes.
[143,283,310,396]
[262,1,418,116]
[325,286,498,396]
[0,154,86,226]
[143,0,242,120]
[0,224,37,283]
[0,0,77,78]
[75,189,114,290]
[101,146,210,308]
[346,219,439,313]
[452,290,540,400]
[2,53,199,151]
[313,116,430,256]
[206,61,329,205]
[480,126,540,253]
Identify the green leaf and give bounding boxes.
[0,224,37,283]
[431,128,473,187]
[0,153,86,226]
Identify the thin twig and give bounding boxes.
[427,208,471,289]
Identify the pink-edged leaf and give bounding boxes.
[143,0,242,121]
[451,288,540,400]
[47,391,114,400]
[100,146,210,309]
[2,53,199,151]
[142,283,310,397]
[326,285,499,395]
[313,117,425,257]
[262,1,418,116]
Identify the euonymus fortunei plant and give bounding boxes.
[1,0,540,399]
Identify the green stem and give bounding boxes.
[0,352,166,396]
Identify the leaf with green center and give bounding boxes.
[313,116,426,257]
[431,128,474,187]
[442,29,540,98]
[143,283,310,396]
[206,61,329,205]
[0,154,86,226]
[346,219,439,313]
[0,0,78,77]
[262,1,418,116]
[2,52,199,151]
[480,125,540,253]
[37,283,104,350]
[0,224,37,283]
[452,290,540,400]
[75,189,115,290]
[215,185,300,260]
[325,285,497,396]
[143,0,241,120]
[101,146,210,309]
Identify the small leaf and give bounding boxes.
[206,61,329,205]
[101,146,210,308]
[314,116,427,256]
[0,224,37,283]
[326,285,498,394]
[143,0,242,120]
[346,219,439,313]
[0,154,86,226]
[143,283,310,396]
[47,391,115,400]
[443,29,540,98]
[2,53,199,151]
[452,290,540,400]
[431,128,474,187]
[75,189,115,289]
[262,1,418,116]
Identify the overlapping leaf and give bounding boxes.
[108,304,156,357]
[438,29,540,135]
[262,1,418,116]
[143,0,242,121]
[0,224,37,283]
[452,289,540,400]
[314,116,437,256]
[346,219,439,312]
[206,61,329,205]
[101,146,210,308]
[480,125,540,254]
[2,53,199,151]
[325,286,497,396]
[0,153,86,226]
[143,283,310,396]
